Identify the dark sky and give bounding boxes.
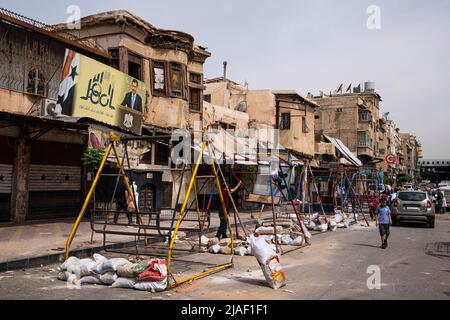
[2,0,449,158]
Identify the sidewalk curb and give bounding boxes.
[0,218,258,272]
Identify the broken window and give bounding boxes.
[169,62,183,98]
[359,110,371,122]
[189,88,201,111]
[27,68,46,96]
[152,60,166,95]
[128,52,143,81]
[302,116,308,133]
[189,72,202,111]
[280,113,291,130]
[154,141,169,166]
[204,94,211,103]
[109,48,120,70]
[161,182,173,208]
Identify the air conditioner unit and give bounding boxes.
[40,98,59,117]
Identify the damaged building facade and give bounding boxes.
[53,10,212,211]
[0,8,111,223]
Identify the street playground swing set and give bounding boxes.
[64,130,379,288]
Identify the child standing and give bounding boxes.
[375,199,392,249]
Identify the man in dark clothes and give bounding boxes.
[114,178,133,224]
[121,79,143,112]
[216,179,242,239]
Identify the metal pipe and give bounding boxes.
[65,142,113,260]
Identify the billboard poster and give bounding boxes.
[56,49,146,135]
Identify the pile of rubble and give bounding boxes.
[57,254,168,292]
[305,212,352,233]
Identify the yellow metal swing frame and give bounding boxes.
[64,131,235,288]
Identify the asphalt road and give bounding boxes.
[1,215,449,300]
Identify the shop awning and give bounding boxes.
[324,135,362,167]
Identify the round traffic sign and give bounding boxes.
[386,154,397,164]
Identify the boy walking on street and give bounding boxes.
[375,198,392,249]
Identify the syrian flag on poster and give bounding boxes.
[56,49,80,116]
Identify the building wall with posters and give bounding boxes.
[53,10,211,208]
[54,10,211,131]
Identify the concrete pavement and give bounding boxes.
[0,214,449,299]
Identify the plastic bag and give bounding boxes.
[291,235,305,246]
[100,272,118,285]
[134,278,168,292]
[209,244,220,254]
[137,259,167,282]
[110,277,136,289]
[334,213,343,223]
[100,258,130,274]
[235,246,247,256]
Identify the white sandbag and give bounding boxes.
[315,223,328,232]
[209,244,221,254]
[328,220,337,232]
[255,226,283,235]
[80,260,98,277]
[100,272,118,285]
[80,274,102,285]
[246,246,253,256]
[249,235,276,266]
[235,246,247,256]
[57,271,72,281]
[259,256,287,290]
[67,273,79,285]
[273,234,292,245]
[334,213,343,223]
[110,277,136,289]
[100,258,130,274]
[337,222,346,228]
[134,278,168,292]
[200,235,209,246]
[306,221,316,230]
[116,263,136,278]
[93,253,107,263]
[291,235,305,246]
[60,256,79,271]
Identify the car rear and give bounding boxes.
[391,191,435,228]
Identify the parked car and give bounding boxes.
[391,190,435,228]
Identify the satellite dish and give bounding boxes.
[235,101,247,112]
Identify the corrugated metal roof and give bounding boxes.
[324,134,362,167]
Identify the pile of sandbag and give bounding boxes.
[57,254,168,292]
[305,212,351,232]
[253,221,310,247]
[249,234,286,290]
[203,236,250,256]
